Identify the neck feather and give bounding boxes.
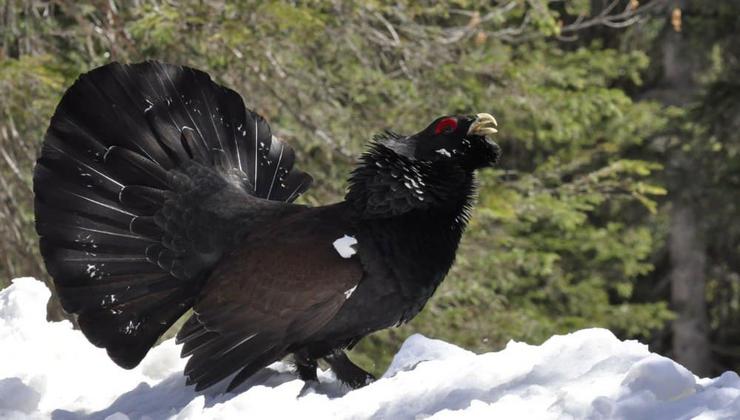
[346,142,476,228]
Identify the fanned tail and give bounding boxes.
[34,61,312,368]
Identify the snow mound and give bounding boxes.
[1,278,739,420]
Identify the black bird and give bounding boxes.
[33,61,500,392]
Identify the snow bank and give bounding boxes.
[1,278,739,420]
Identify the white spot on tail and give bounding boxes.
[101,294,117,306]
[344,285,358,299]
[435,148,452,157]
[333,235,358,259]
[123,320,141,335]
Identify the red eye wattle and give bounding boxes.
[434,117,458,135]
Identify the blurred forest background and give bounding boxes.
[1,0,739,377]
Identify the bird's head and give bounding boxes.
[347,113,501,219]
[382,113,501,171]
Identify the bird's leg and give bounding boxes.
[324,350,376,389]
[294,350,319,383]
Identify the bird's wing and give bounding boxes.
[176,207,364,391]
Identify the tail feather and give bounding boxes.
[53,67,172,167]
[77,288,194,369]
[35,203,156,254]
[103,146,170,188]
[35,166,139,229]
[119,185,167,212]
[34,61,312,369]
[40,246,156,286]
[56,273,174,312]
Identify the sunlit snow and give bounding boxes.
[1,278,740,419]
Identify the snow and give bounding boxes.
[2,278,740,420]
[332,234,357,258]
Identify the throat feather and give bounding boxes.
[346,142,475,226]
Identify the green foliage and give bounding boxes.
[1,0,675,373]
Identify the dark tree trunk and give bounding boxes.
[669,202,710,375]
[652,0,712,376]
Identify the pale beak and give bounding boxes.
[467,113,498,136]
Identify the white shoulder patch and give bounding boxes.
[333,234,358,258]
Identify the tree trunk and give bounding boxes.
[669,202,711,375]
[658,0,712,376]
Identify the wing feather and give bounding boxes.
[176,206,363,391]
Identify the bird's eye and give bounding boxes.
[434,117,458,135]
